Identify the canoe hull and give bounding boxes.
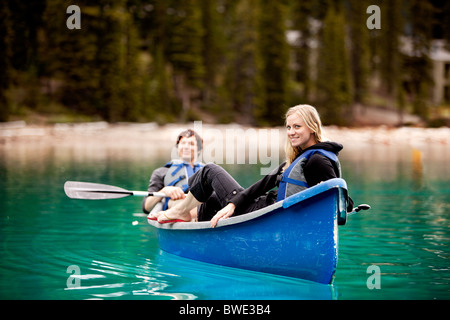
[149,178,347,284]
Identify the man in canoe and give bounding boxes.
[143,129,204,219]
[155,104,353,227]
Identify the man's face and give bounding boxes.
[177,136,198,163]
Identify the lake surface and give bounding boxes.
[0,141,449,300]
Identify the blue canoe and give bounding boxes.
[147,178,349,284]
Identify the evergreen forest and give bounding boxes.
[1,0,449,126]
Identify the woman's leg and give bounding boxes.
[158,163,243,223]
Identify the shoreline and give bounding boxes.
[1,122,448,179]
[1,121,448,148]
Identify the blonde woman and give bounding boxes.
[157,104,353,227]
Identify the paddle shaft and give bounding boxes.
[83,189,166,197]
[64,181,168,200]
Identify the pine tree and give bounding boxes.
[139,0,177,121]
[378,0,403,112]
[200,0,224,108]
[42,0,102,116]
[147,44,177,122]
[0,1,13,121]
[41,0,144,122]
[257,0,289,126]
[223,0,263,124]
[94,1,126,122]
[290,0,313,101]
[406,0,434,119]
[5,0,46,114]
[316,5,352,125]
[8,1,46,73]
[166,0,205,121]
[347,0,370,106]
[444,2,450,48]
[119,4,142,121]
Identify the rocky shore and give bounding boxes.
[1,121,449,179]
[1,120,448,148]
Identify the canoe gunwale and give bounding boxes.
[147,178,347,231]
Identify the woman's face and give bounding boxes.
[286,113,316,150]
[177,136,198,163]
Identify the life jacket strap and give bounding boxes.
[276,148,339,202]
[170,163,185,176]
[161,160,204,210]
[167,175,186,186]
[281,176,309,188]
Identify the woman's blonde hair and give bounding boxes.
[283,104,323,171]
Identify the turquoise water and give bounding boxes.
[0,143,449,300]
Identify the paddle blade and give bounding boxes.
[64,181,133,200]
[355,204,371,212]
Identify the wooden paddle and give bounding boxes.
[64,181,167,200]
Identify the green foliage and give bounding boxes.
[290,0,313,101]
[256,0,289,126]
[375,0,405,109]
[0,1,13,121]
[316,5,352,125]
[222,0,264,125]
[347,0,370,105]
[166,0,205,89]
[0,0,443,126]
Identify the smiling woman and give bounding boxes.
[283,104,324,169]
[286,109,317,150]
[278,105,350,204]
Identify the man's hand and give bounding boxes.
[160,186,186,200]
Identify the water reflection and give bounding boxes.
[1,128,449,300]
[61,251,335,300]
[2,133,448,181]
[147,251,335,300]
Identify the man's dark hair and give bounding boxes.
[176,129,203,151]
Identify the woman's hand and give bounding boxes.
[160,186,186,200]
[210,203,236,228]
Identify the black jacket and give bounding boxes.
[230,141,353,213]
